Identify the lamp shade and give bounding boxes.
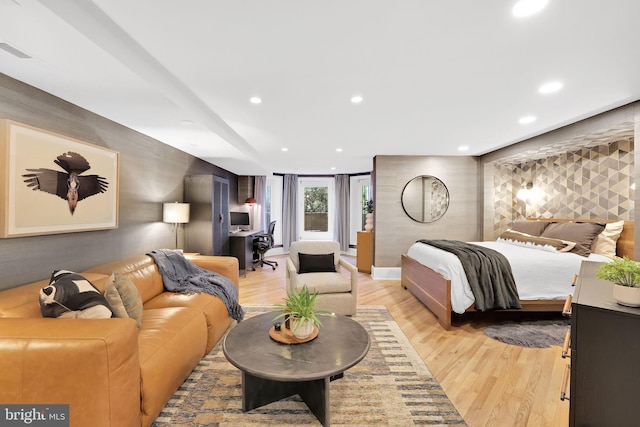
[244,197,257,205]
[163,202,190,223]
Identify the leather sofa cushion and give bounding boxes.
[0,317,141,427]
[85,256,165,303]
[137,307,207,426]
[145,293,233,354]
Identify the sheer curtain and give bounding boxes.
[254,176,267,232]
[334,174,350,251]
[282,174,298,251]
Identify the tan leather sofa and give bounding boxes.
[0,253,239,427]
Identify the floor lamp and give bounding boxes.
[163,202,190,249]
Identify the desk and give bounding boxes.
[229,230,262,274]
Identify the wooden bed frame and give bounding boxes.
[401,219,635,330]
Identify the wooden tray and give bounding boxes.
[269,323,319,344]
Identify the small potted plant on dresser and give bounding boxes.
[273,285,329,339]
[596,256,640,307]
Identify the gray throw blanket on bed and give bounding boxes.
[147,249,244,322]
[417,240,521,311]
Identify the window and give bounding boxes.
[298,178,334,240]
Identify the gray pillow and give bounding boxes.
[510,220,550,236]
[540,222,605,257]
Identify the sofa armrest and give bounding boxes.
[187,255,239,286]
[285,257,299,292]
[0,318,141,427]
[339,258,359,297]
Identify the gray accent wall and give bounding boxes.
[479,101,640,258]
[0,73,238,290]
[372,155,478,268]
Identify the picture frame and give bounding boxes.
[0,120,119,237]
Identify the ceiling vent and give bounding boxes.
[0,42,31,59]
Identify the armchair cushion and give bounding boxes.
[293,272,352,294]
[298,253,336,274]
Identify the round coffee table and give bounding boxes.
[223,312,370,426]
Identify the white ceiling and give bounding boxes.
[1,0,639,176]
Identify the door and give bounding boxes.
[184,175,229,256]
[298,178,334,240]
[212,176,229,255]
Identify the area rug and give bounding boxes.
[483,319,570,348]
[152,305,466,426]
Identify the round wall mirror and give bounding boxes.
[401,175,450,223]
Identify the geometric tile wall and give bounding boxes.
[493,138,634,235]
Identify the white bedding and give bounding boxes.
[406,240,611,314]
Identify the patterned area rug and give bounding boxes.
[152,305,466,426]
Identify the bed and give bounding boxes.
[401,218,635,330]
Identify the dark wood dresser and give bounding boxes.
[569,260,640,426]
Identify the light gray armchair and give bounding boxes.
[286,240,358,316]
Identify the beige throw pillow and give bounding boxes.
[591,220,624,259]
[104,276,129,319]
[108,272,144,329]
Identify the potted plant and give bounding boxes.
[596,256,640,307]
[273,285,329,339]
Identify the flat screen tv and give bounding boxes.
[230,211,251,229]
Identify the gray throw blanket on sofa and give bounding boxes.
[417,240,521,311]
[147,249,244,322]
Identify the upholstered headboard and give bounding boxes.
[529,218,634,259]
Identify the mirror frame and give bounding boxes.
[401,175,450,223]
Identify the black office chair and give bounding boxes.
[253,221,278,270]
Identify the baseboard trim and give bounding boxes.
[371,266,401,280]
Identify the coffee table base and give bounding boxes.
[242,371,344,426]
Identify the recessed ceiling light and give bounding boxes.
[538,81,563,94]
[249,96,262,104]
[512,0,548,17]
[330,167,336,170]
[351,95,363,104]
[519,115,537,124]
[281,147,288,152]
[458,145,469,152]
[336,148,343,152]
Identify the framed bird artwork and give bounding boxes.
[0,120,119,237]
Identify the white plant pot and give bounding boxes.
[364,213,373,232]
[613,284,640,307]
[290,318,314,339]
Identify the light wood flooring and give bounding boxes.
[239,254,570,427]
